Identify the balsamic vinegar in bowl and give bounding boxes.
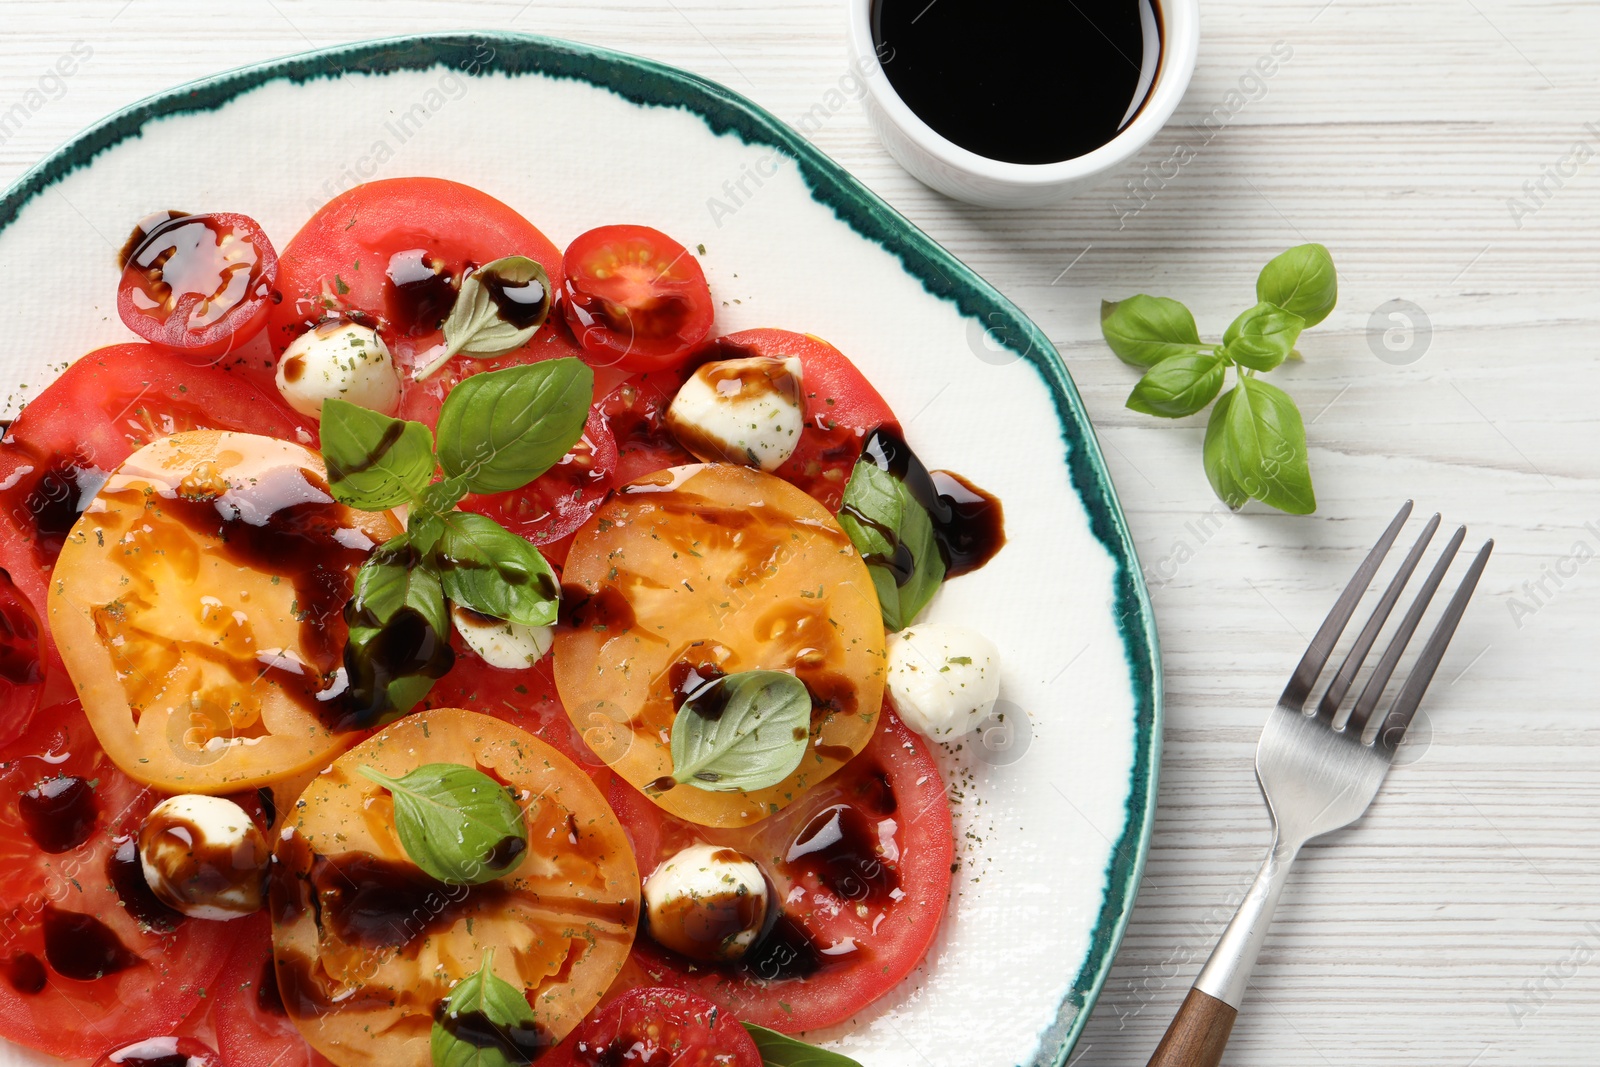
[871,0,1161,165]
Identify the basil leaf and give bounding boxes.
[433,512,559,627]
[1223,376,1316,514]
[741,1024,864,1067]
[670,670,811,792]
[342,536,453,727]
[418,256,554,380]
[1126,350,1227,418]
[358,762,529,885]
[1100,295,1204,368]
[1222,302,1304,372]
[836,460,945,632]
[430,950,549,1067]
[435,359,593,494]
[321,398,437,510]
[1256,243,1337,327]
[1203,386,1249,511]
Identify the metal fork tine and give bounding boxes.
[1375,539,1495,750]
[1279,500,1413,708]
[1346,524,1467,734]
[1316,513,1442,724]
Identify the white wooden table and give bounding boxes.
[1,2,1593,1063]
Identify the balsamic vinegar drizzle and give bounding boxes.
[18,775,97,854]
[844,426,1005,584]
[434,1003,553,1065]
[385,248,457,336]
[41,906,139,981]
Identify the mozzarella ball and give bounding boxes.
[665,356,804,471]
[643,843,771,963]
[275,321,400,420]
[451,604,554,669]
[885,623,1002,740]
[138,794,269,920]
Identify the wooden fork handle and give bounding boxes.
[1146,987,1238,1067]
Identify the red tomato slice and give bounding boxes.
[269,178,563,370]
[543,987,762,1067]
[561,226,714,373]
[608,707,953,1032]
[117,213,279,360]
[213,913,329,1067]
[0,343,312,618]
[92,1035,224,1067]
[711,330,899,513]
[0,700,231,1060]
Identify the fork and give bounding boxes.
[1147,501,1493,1067]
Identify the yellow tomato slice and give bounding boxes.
[48,430,398,792]
[269,708,639,1067]
[553,463,886,828]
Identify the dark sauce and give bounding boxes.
[256,955,287,1016]
[872,0,1159,165]
[785,803,899,905]
[435,1003,553,1065]
[308,851,504,951]
[116,210,189,270]
[340,603,455,731]
[480,268,550,330]
[2,952,45,995]
[4,455,110,563]
[668,660,727,712]
[385,248,457,336]
[108,836,186,932]
[151,475,373,731]
[483,834,527,871]
[41,905,139,980]
[739,912,822,982]
[675,671,734,724]
[18,775,97,854]
[0,568,40,690]
[557,583,636,633]
[845,427,1005,582]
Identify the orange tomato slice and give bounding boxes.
[48,430,399,792]
[553,463,885,828]
[269,708,639,1067]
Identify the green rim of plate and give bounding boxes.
[0,31,1162,1065]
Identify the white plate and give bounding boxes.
[0,33,1161,1067]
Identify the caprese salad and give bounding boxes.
[0,177,1007,1067]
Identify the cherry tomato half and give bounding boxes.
[543,987,761,1067]
[117,212,279,360]
[561,226,714,372]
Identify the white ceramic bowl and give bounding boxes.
[848,0,1201,208]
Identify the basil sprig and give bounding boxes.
[415,256,554,379]
[837,459,944,632]
[741,1024,864,1067]
[359,762,529,885]
[431,950,550,1067]
[669,670,812,793]
[322,358,590,723]
[1101,243,1336,514]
